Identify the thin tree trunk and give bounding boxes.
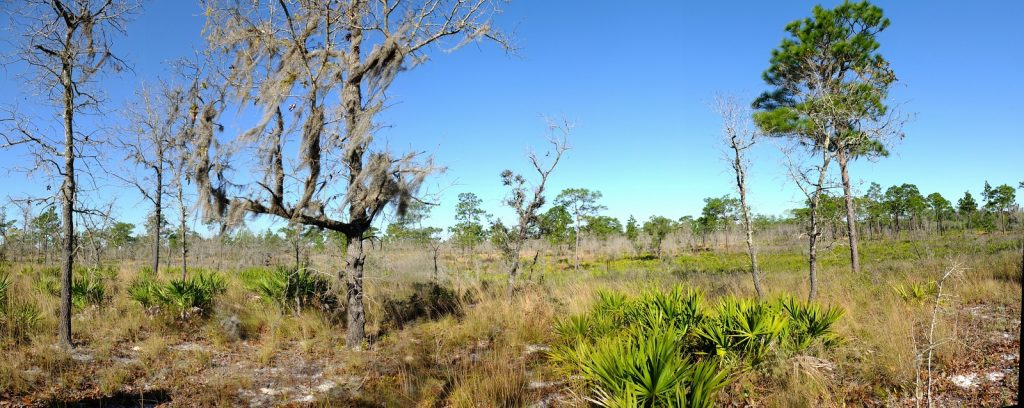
[344,234,366,349]
[508,243,521,299]
[734,145,764,298]
[807,149,832,302]
[153,170,162,277]
[837,151,861,276]
[574,214,580,272]
[178,181,187,280]
[58,64,75,349]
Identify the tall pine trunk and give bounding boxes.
[58,64,75,349]
[837,151,862,276]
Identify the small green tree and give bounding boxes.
[448,193,489,253]
[625,215,641,256]
[554,188,606,272]
[107,222,136,251]
[538,205,573,248]
[863,182,888,236]
[643,216,676,258]
[883,184,926,234]
[386,201,440,243]
[32,207,60,264]
[981,182,1017,231]
[957,191,978,229]
[583,215,622,241]
[695,196,739,247]
[926,193,953,233]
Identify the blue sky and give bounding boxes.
[1,1,1022,234]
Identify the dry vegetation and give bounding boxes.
[0,229,1019,407]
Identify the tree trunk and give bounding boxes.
[344,233,366,349]
[508,253,520,298]
[837,152,862,276]
[153,171,162,278]
[807,149,832,302]
[431,242,441,281]
[807,194,821,302]
[573,214,580,272]
[58,65,75,349]
[178,181,187,280]
[734,147,764,298]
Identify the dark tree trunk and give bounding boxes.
[58,64,75,349]
[344,233,366,348]
[152,170,162,278]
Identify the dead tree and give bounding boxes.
[494,122,569,297]
[79,201,114,268]
[190,0,510,348]
[118,84,186,277]
[779,137,837,302]
[715,95,764,299]
[0,0,137,348]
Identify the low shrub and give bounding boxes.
[128,272,226,319]
[1,301,41,344]
[549,285,844,406]
[243,266,337,313]
[71,273,105,311]
[381,282,462,330]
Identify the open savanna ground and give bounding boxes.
[0,231,1019,407]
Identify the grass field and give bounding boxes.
[0,231,1020,407]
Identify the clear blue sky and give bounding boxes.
[1,1,1022,234]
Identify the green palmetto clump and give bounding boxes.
[243,266,336,313]
[695,297,787,367]
[550,284,845,406]
[128,271,226,319]
[127,278,160,308]
[71,273,106,311]
[778,297,845,352]
[891,281,938,306]
[2,301,41,344]
[0,272,9,310]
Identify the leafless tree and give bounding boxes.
[78,200,114,268]
[117,84,187,278]
[0,0,137,348]
[189,0,510,348]
[779,137,837,302]
[493,121,569,297]
[715,95,764,299]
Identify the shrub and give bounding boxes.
[0,272,41,344]
[778,297,844,352]
[244,266,336,313]
[549,285,845,406]
[381,282,461,330]
[128,272,226,319]
[695,297,786,366]
[127,279,160,309]
[1,301,41,344]
[891,281,937,305]
[0,272,9,310]
[71,273,106,311]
